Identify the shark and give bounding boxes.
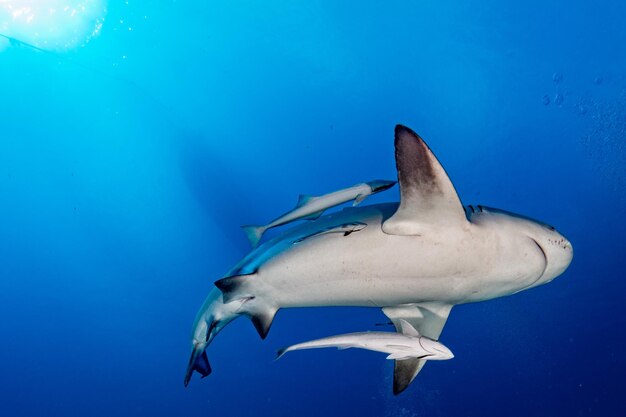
[241,179,396,247]
[276,319,454,361]
[184,125,573,394]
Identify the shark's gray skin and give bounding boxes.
[241,180,396,248]
[185,125,573,394]
[276,319,454,361]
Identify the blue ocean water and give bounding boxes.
[1,1,625,416]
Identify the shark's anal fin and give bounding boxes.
[383,302,453,395]
[382,125,468,235]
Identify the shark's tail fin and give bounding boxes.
[241,225,265,248]
[184,346,212,387]
[214,275,279,339]
[275,347,289,360]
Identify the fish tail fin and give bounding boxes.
[241,225,265,247]
[184,347,211,387]
[275,347,289,360]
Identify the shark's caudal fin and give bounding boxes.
[241,225,266,248]
[275,347,289,360]
[184,348,211,387]
[214,275,279,339]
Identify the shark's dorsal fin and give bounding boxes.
[382,125,468,235]
[398,319,420,337]
[296,194,316,207]
[383,302,453,394]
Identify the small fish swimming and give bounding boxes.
[276,319,454,361]
[241,180,395,247]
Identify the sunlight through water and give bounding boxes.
[0,0,106,52]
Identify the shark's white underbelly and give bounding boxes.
[246,204,546,308]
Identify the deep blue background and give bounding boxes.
[1,1,625,416]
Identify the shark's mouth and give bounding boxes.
[527,238,549,287]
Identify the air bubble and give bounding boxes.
[554,93,564,106]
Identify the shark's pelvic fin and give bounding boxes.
[383,302,453,394]
[214,275,255,303]
[353,193,368,206]
[214,275,278,339]
[382,125,468,235]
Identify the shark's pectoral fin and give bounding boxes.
[383,302,452,341]
[383,302,453,394]
[382,125,468,236]
[302,210,324,221]
[353,193,368,206]
[387,352,416,360]
[393,357,426,395]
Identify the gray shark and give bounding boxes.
[184,125,573,394]
[241,180,396,247]
[276,319,454,361]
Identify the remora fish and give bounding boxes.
[276,319,454,361]
[185,125,573,394]
[241,180,396,247]
[293,222,367,244]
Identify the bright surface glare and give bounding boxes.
[0,0,106,51]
